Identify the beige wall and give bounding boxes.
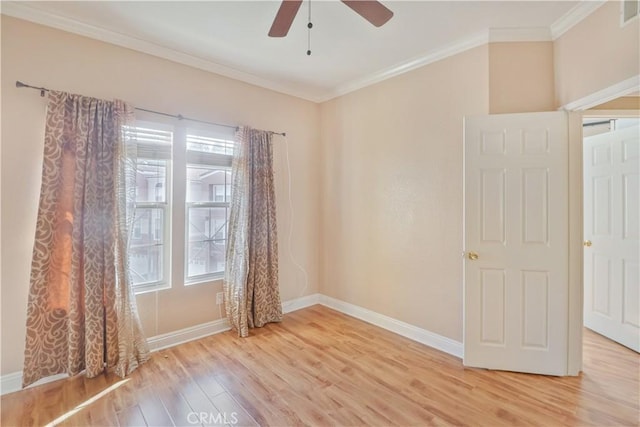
[2,0,636,380]
[489,42,555,114]
[554,0,640,108]
[317,0,636,344]
[591,96,640,110]
[0,16,321,375]
[319,46,489,341]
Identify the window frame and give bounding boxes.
[184,128,234,285]
[128,122,173,295]
[130,193,171,294]
[127,119,235,293]
[184,194,230,284]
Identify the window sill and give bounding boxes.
[185,274,224,287]
[133,281,171,295]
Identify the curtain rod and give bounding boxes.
[15,81,286,137]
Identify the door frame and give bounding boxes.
[562,74,639,375]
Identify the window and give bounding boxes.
[126,121,234,293]
[126,125,172,293]
[185,132,233,283]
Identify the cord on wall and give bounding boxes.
[281,135,309,307]
[154,291,159,336]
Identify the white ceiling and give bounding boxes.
[3,1,590,102]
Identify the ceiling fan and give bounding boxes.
[268,0,394,37]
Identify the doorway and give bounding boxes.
[582,114,639,353]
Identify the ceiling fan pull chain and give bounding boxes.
[307,0,312,55]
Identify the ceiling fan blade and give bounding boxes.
[268,0,303,37]
[341,0,393,27]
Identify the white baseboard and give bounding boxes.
[0,372,23,395]
[0,318,232,396]
[318,295,464,359]
[1,372,25,396]
[1,293,462,395]
[0,294,318,395]
[282,293,321,313]
[148,293,322,352]
[146,317,231,352]
[1,371,69,397]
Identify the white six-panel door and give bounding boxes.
[464,111,569,376]
[584,125,639,352]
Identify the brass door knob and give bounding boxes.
[584,240,592,247]
[468,251,479,260]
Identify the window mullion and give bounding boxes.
[135,202,165,209]
[172,125,187,287]
[187,202,228,209]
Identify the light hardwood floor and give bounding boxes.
[2,305,639,426]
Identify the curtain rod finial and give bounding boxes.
[16,81,25,88]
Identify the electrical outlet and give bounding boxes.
[216,292,224,305]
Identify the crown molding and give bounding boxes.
[561,74,640,111]
[550,0,607,40]
[3,1,608,105]
[319,31,489,102]
[489,27,552,42]
[0,1,321,102]
[3,0,490,104]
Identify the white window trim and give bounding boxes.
[128,121,173,295]
[130,177,172,294]
[184,134,233,285]
[128,118,235,293]
[130,190,173,294]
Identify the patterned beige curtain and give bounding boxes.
[22,91,149,387]
[224,126,282,337]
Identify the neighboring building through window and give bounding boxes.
[127,124,172,293]
[209,184,230,202]
[126,122,234,293]
[185,132,233,283]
